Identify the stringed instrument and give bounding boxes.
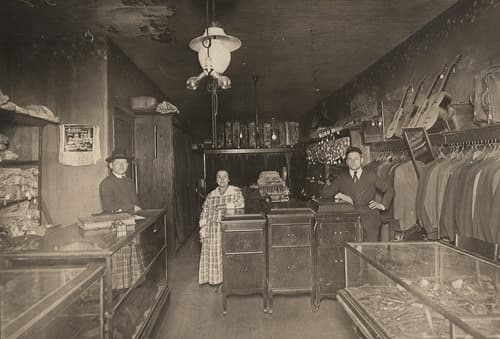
[415,54,462,130]
[394,78,425,138]
[384,83,412,139]
[406,63,448,128]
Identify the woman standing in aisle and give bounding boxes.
[199,170,245,288]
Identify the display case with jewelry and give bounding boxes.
[338,241,500,339]
[1,209,169,339]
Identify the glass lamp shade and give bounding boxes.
[197,40,231,74]
[189,25,241,74]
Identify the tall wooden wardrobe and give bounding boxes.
[134,114,197,254]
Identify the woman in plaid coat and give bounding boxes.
[199,170,245,285]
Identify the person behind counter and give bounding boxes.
[99,149,142,214]
[199,170,245,288]
[98,149,145,293]
[321,146,394,241]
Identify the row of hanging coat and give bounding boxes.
[366,149,421,232]
[416,142,500,243]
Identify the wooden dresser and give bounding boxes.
[266,202,315,313]
[221,209,267,315]
[312,206,360,311]
[219,200,361,314]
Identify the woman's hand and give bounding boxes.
[334,192,354,205]
[199,226,208,240]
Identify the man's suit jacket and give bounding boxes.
[321,168,394,241]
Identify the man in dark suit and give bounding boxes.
[99,150,142,214]
[321,146,394,241]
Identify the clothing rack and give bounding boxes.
[369,124,500,151]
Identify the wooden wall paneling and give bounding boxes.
[155,115,175,253]
[10,45,108,225]
[113,107,135,179]
[172,126,197,243]
[134,116,155,208]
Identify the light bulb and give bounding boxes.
[186,77,200,90]
[186,71,208,90]
[218,75,231,89]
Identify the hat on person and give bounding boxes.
[105,149,133,163]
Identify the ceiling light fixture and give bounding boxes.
[186,0,241,91]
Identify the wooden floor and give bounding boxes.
[154,236,358,339]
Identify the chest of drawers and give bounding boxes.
[221,212,267,315]
[267,205,315,313]
[313,211,360,310]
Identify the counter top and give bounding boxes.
[268,199,314,215]
[0,209,165,257]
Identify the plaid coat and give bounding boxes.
[198,185,244,285]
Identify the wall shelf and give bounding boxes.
[369,124,500,152]
[0,160,40,166]
[202,147,301,191]
[203,147,299,156]
[0,108,52,127]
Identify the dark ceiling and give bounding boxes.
[3,0,457,135]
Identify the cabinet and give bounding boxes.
[221,209,267,315]
[338,241,500,339]
[1,209,169,339]
[135,114,196,254]
[0,108,55,230]
[267,202,315,313]
[313,209,360,311]
[0,263,105,339]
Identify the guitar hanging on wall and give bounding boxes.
[384,83,412,139]
[394,78,425,138]
[406,63,448,129]
[415,53,462,130]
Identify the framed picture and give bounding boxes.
[403,127,434,176]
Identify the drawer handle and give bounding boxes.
[333,259,344,264]
[240,267,249,273]
[287,233,297,240]
[287,264,296,271]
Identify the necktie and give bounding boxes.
[353,171,358,183]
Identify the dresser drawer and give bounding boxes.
[223,253,265,290]
[317,221,356,247]
[317,247,346,293]
[269,247,312,289]
[268,214,312,226]
[223,231,264,253]
[271,225,311,247]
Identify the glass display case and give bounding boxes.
[338,241,500,339]
[1,263,105,339]
[1,209,169,339]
